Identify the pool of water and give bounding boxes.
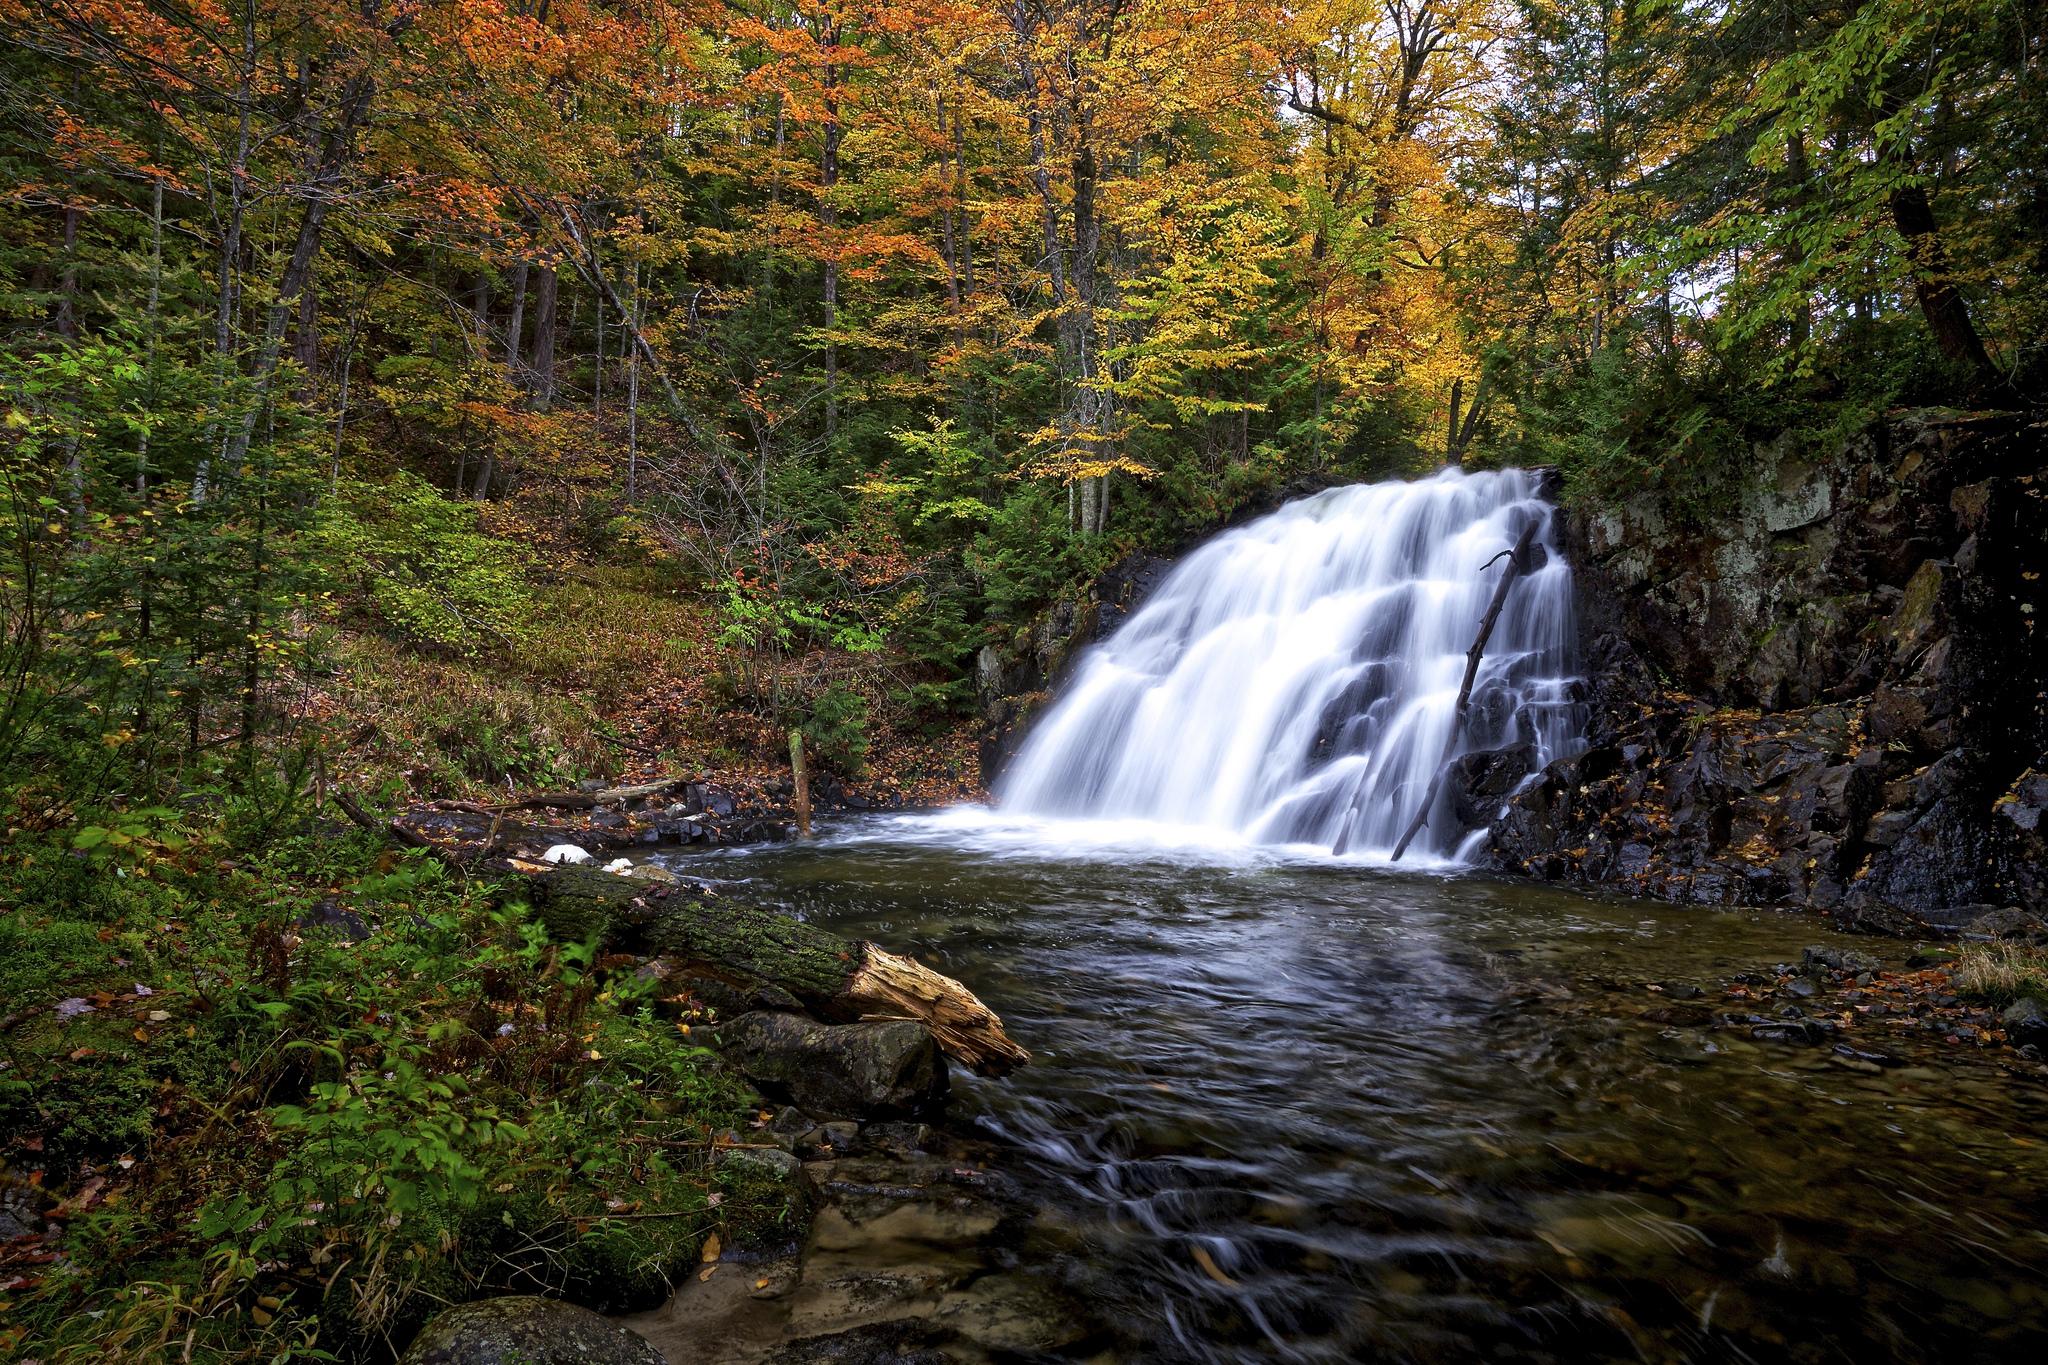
[654,813,2048,1363]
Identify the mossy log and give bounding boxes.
[523,866,1028,1077]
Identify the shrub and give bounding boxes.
[799,685,872,777]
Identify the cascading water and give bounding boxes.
[996,468,1584,861]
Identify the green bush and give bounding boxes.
[799,685,872,776]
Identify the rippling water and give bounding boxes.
[660,817,2048,1363]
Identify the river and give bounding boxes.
[657,815,2048,1363]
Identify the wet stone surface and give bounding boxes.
[620,1122,1099,1364]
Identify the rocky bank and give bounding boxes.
[1480,409,2048,930]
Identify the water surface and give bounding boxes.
[659,818,2048,1363]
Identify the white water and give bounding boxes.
[994,469,1584,863]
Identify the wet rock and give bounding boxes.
[932,1273,1089,1354]
[625,862,680,885]
[1801,946,1881,977]
[399,1296,662,1365]
[857,1122,933,1159]
[767,1106,818,1150]
[1451,744,1538,826]
[758,1321,958,1365]
[2002,998,2048,1051]
[1964,907,2048,944]
[657,966,806,1020]
[1491,410,2047,927]
[718,1013,948,1120]
[1749,1017,1834,1045]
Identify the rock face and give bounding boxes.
[399,1296,664,1365]
[1483,410,2047,925]
[717,1012,948,1120]
[978,551,1173,778]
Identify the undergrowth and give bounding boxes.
[0,806,786,1364]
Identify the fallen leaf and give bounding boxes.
[699,1233,721,1263]
[1191,1244,1238,1288]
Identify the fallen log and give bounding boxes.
[473,776,691,814]
[523,865,1028,1077]
[1388,518,1540,863]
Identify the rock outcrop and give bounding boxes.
[1483,409,2048,927]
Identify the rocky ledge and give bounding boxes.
[1475,409,2047,931]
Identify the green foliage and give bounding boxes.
[315,472,533,657]
[0,335,324,808]
[1,806,776,1364]
[797,685,872,777]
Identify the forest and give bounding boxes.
[2,1,2045,1362]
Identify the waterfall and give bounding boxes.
[995,469,1584,862]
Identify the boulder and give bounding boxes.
[2001,997,2048,1051]
[717,1012,948,1119]
[1964,907,2048,944]
[399,1296,662,1365]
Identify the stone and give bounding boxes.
[720,1146,804,1183]
[757,1321,958,1365]
[1964,908,2048,944]
[399,1296,663,1365]
[717,1012,948,1120]
[2001,998,2048,1051]
[933,1272,1087,1353]
[296,898,372,942]
[625,862,680,884]
[1801,946,1880,977]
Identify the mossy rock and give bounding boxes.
[399,1295,663,1365]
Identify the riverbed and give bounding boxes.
[654,813,2048,1363]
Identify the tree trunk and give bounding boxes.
[525,866,1027,1075]
[530,263,558,408]
[1446,377,1463,463]
[217,59,381,476]
[293,272,317,399]
[626,260,640,503]
[1887,182,1996,387]
[504,260,529,373]
[55,203,80,341]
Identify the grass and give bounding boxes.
[1949,941,2048,1007]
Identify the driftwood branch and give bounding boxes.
[1389,519,1540,862]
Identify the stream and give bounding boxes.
[657,817,2048,1363]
